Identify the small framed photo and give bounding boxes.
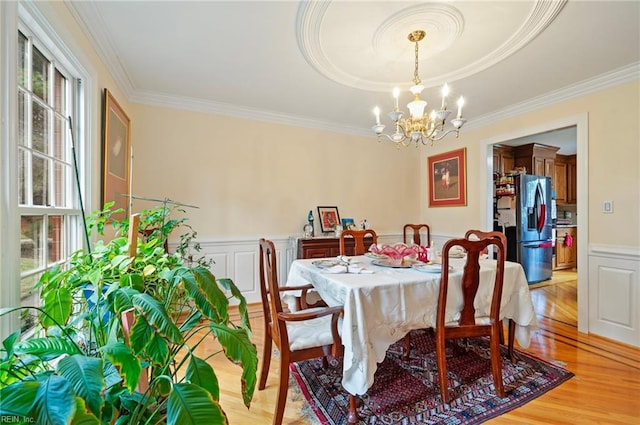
[428,148,467,207]
[341,218,355,230]
[317,206,341,233]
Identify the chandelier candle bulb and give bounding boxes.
[441,83,449,109]
[457,97,464,119]
[393,87,400,110]
[374,107,381,125]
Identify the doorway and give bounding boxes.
[480,113,588,333]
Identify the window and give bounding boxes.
[17,25,84,332]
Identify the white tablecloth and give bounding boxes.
[285,255,539,396]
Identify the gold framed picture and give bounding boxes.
[102,88,131,218]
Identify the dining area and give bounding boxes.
[257,225,550,425]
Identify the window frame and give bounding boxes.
[0,1,96,340]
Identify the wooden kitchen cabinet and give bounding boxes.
[297,237,375,259]
[514,143,558,193]
[555,227,577,270]
[493,145,515,175]
[553,154,577,204]
[554,156,567,203]
[566,154,577,204]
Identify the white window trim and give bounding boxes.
[0,1,97,341]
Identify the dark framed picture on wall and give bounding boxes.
[427,148,467,207]
[102,88,131,219]
[317,206,341,233]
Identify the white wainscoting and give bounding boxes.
[588,244,640,347]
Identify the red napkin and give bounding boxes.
[564,233,573,247]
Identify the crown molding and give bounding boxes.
[66,1,136,97]
[466,62,640,131]
[130,90,370,137]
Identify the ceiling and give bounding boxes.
[68,1,639,152]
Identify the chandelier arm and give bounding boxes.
[427,128,460,142]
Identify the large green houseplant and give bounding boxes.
[0,204,258,425]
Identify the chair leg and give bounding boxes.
[508,318,516,363]
[272,354,289,425]
[258,333,272,390]
[436,334,450,403]
[403,333,411,361]
[490,328,505,398]
[348,394,359,424]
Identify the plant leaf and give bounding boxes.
[99,342,141,394]
[209,323,257,408]
[166,383,227,425]
[40,287,72,328]
[57,355,105,417]
[111,287,140,314]
[192,267,230,323]
[2,330,21,360]
[33,374,76,425]
[14,337,81,361]
[144,332,169,366]
[133,293,183,344]
[0,380,39,417]
[128,314,153,355]
[218,277,251,332]
[120,273,144,292]
[178,311,203,333]
[186,356,219,401]
[70,397,100,425]
[180,270,222,322]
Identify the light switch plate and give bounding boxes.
[603,200,613,213]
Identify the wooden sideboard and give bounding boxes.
[297,237,375,259]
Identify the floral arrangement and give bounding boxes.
[369,243,421,265]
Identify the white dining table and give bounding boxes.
[285,255,539,396]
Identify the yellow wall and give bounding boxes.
[420,81,640,248]
[130,104,421,238]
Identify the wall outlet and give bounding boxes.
[603,200,613,213]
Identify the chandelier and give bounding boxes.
[372,30,466,147]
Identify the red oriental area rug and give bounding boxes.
[290,329,574,424]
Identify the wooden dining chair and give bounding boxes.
[464,229,515,361]
[436,236,507,403]
[339,229,378,255]
[258,239,344,425]
[403,223,431,245]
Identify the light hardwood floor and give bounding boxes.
[202,270,640,424]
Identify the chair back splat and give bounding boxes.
[403,224,431,246]
[339,229,378,255]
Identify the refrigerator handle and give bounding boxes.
[538,203,546,233]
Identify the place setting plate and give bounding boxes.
[412,263,454,273]
[312,259,344,269]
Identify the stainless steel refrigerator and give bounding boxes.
[502,174,553,284]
